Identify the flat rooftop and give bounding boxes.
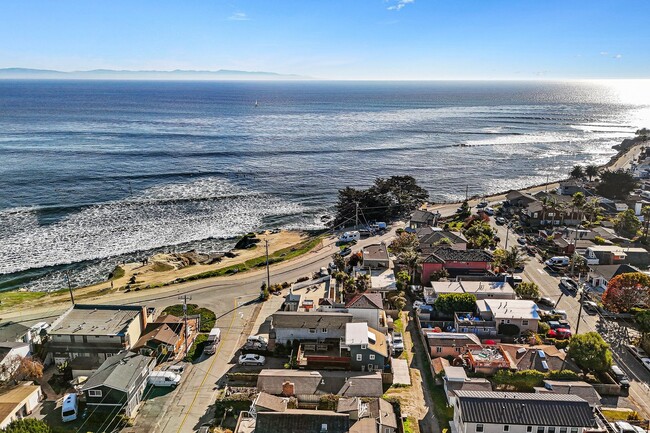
[480,299,540,320]
[49,304,142,336]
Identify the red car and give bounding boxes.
[548,328,572,339]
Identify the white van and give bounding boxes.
[204,327,222,355]
[61,393,78,422]
[247,335,268,346]
[339,231,360,243]
[148,371,181,388]
[545,256,570,267]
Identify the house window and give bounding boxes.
[88,390,102,398]
[560,429,567,433]
[370,354,376,360]
[527,427,533,433]
[321,424,328,432]
[321,328,328,333]
[537,427,545,433]
[522,320,529,326]
[504,426,510,432]
[361,344,367,349]
[356,354,362,361]
[309,328,316,334]
[570,429,578,433]
[455,348,461,353]
[436,347,442,353]
[548,428,555,433]
[476,425,484,432]
[506,320,511,324]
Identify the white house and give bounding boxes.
[0,384,43,429]
[270,312,352,345]
[453,391,598,433]
[477,299,540,334]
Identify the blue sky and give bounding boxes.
[1,0,649,79]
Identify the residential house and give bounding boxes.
[0,323,30,346]
[584,245,650,267]
[0,343,31,382]
[453,391,598,433]
[522,192,584,227]
[505,191,538,209]
[409,209,437,229]
[256,369,384,399]
[454,312,498,338]
[0,384,43,429]
[132,314,185,359]
[419,229,468,251]
[425,332,480,358]
[345,293,386,331]
[362,243,390,269]
[336,398,398,433]
[368,269,397,297]
[81,350,155,417]
[500,344,581,374]
[254,409,350,433]
[477,299,540,335]
[442,365,492,406]
[537,380,602,407]
[420,248,493,282]
[425,279,515,304]
[586,264,641,293]
[269,312,353,346]
[47,304,146,365]
[465,345,516,374]
[558,180,586,196]
[344,323,388,372]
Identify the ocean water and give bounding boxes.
[1,80,649,291]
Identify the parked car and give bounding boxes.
[149,371,181,388]
[517,237,527,245]
[526,245,537,256]
[339,247,352,257]
[545,256,570,267]
[550,309,568,319]
[198,424,212,433]
[583,301,599,313]
[392,332,405,353]
[319,267,329,277]
[495,217,507,225]
[165,363,186,375]
[484,207,495,216]
[610,365,630,388]
[537,296,556,308]
[477,201,488,208]
[613,421,644,433]
[328,262,337,272]
[641,358,650,372]
[548,328,572,339]
[339,231,360,243]
[560,277,579,292]
[624,344,649,359]
[238,354,266,366]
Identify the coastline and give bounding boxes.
[426,136,646,215]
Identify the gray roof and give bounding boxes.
[257,370,384,398]
[588,264,639,282]
[426,332,481,347]
[0,322,29,342]
[362,244,389,262]
[336,397,360,413]
[410,209,436,224]
[419,230,467,247]
[271,312,353,330]
[422,247,492,264]
[255,409,350,433]
[81,351,154,392]
[455,391,596,427]
[368,398,398,429]
[49,304,143,336]
[254,392,287,413]
[542,380,602,407]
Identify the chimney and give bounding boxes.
[281,381,295,397]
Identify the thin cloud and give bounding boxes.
[387,0,414,11]
[228,12,249,21]
[614,54,622,59]
[600,51,609,56]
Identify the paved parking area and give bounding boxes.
[392,358,411,386]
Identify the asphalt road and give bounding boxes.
[492,219,650,418]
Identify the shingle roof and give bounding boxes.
[346,292,383,309]
[49,304,143,336]
[81,351,154,392]
[0,322,30,342]
[588,264,639,282]
[336,397,360,413]
[422,247,493,264]
[455,391,596,427]
[368,398,398,429]
[254,392,287,413]
[362,244,389,262]
[410,209,436,224]
[133,323,180,349]
[272,312,353,330]
[257,370,384,398]
[349,417,377,433]
[255,409,350,433]
[541,380,602,407]
[419,230,467,247]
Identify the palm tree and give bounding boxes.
[399,249,421,286]
[585,165,599,181]
[502,246,529,276]
[354,274,371,293]
[570,165,585,179]
[582,198,601,224]
[571,192,586,224]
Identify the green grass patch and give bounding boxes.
[393,316,404,333]
[404,417,420,433]
[175,235,323,284]
[163,304,216,332]
[0,291,47,310]
[601,408,638,422]
[185,333,208,361]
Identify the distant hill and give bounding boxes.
[0,68,308,80]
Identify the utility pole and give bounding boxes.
[355,202,359,230]
[178,295,192,355]
[504,223,511,250]
[569,220,580,276]
[265,239,271,290]
[64,271,75,305]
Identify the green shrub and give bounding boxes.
[538,322,550,334]
[493,369,545,391]
[547,369,581,381]
[185,334,208,361]
[163,304,216,332]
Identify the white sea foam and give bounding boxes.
[0,177,305,275]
